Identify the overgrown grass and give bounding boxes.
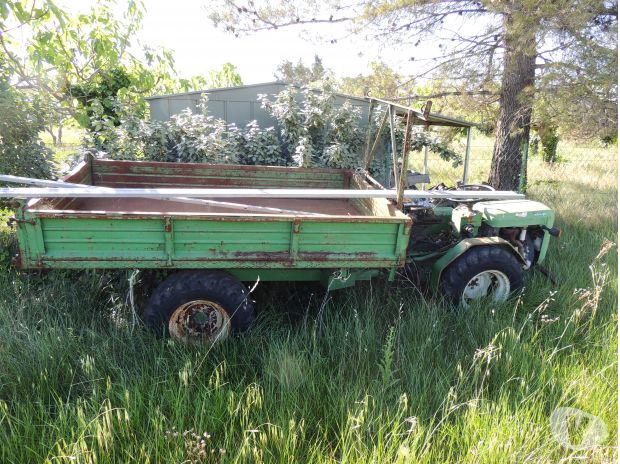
[0,142,617,463]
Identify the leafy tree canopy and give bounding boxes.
[0,1,244,138]
[274,55,331,85]
[208,0,617,188]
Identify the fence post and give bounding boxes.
[519,138,529,193]
[463,127,472,184]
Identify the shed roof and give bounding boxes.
[367,97,475,128]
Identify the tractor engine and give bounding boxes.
[405,198,559,270]
[453,200,558,268]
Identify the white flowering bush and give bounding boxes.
[84,89,461,174]
[258,86,365,168]
[238,121,288,166]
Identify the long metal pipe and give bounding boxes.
[0,186,525,200]
[0,175,327,216]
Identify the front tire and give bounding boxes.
[143,270,255,343]
[441,246,524,308]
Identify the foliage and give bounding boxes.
[0,1,176,129]
[259,85,367,169]
[409,132,462,168]
[159,63,244,95]
[238,121,288,166]
[207,62,243,88]
[84,95,282,166]
[84,86,462,177]
[70,67,135,129]
[85,97,235,164]
[339,61,414,99]
[274,55,331,85]
[0,2,247,153]
[366,103,462,174]
[208,0,618,189]
[320,103,366,169]
[0,82,55,179]
[165,109,235,164]
[540,127,560,164]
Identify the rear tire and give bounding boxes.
[441,246,524,308]
[143,270,255,343]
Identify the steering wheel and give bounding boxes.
[447,183,495,203]
[427,183,495,206]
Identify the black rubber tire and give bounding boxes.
[441,246,524,307]
[143,270,255,337]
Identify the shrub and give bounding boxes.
[239,121,289,166]
[0,85,56,179]
[541,127,560,164]
[84,87,462,177]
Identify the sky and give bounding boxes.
[136,0,412,83]
[59,0,442,85]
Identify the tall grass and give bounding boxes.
[0,142,616,463]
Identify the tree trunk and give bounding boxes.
[46,127,57,146]
[488,11,537,190]
[57,125,63,145]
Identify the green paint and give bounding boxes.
[13,161,558,291]
[473,199,555,263]
[163,217,174,266]
[18,187,409,280]
[451,207,482,234]
[473,200,554,229]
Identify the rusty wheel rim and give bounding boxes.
[168,299,231,343]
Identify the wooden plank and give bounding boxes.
[0,186,525,200]
[93,177,343,189]
[91,159,348,176]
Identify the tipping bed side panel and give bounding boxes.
[18,214,410,270]
[91,159,347,189]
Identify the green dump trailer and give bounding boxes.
[2,99,559,343]
[4,155,558,343]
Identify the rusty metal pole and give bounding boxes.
[396,110,413,209]
[388,105,399,188]
[363,108,388,170]
[463,126,472,184]
[362,101,376,163]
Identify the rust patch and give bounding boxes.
[343,170,352,189]
[164,217,173,232]
[230,251,293,262]
[28,210,406,223]
[296,251,379,261]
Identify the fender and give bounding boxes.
[430,237,526,288]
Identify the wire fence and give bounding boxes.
[411,143,618,210]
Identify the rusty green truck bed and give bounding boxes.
[13,157,411,284]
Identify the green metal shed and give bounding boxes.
[145,81,372,128]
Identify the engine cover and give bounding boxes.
[472,200,554,228]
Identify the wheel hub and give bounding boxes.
[168,299,231,343]
[461,270,510,308]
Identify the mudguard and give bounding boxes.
[430,237,525,288]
